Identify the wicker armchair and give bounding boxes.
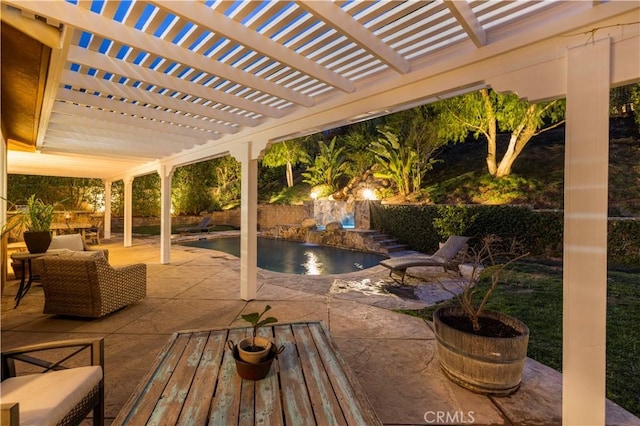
[1,338,104,426]
[34,251,146,318]
[30,233,109,280]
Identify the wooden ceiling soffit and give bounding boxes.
[0,22,51,150]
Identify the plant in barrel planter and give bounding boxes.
[1,195,56,253]
[433,234,530,396]
[228,305,283,380]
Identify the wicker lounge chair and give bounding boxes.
[380,235,470,283]
[177,216,215,234]
[1,338,104,426]
[33,250,146,318]
[29,233,109,285]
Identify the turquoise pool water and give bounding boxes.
[181,237,386,275]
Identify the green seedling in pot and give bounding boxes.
[241,305,278,350]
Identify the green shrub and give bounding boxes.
[372,204,639,267]
[608,219,640,267]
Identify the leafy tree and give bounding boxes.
[631,84,640,130]
[172,161,217,214]
[437,88,565,177]
[339,121,378,179]
[7,175,104,211]
[384,105,449,180]
[109,174,160,217]
[261,139,309,187]
[301,137,348,195]
[625,83,640,133]
[211,156,241,210]
[611,85,634,117]
[367,106,447,197]
[369,127,435,197]
[133,174,160,217]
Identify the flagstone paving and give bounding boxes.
[2,236,638,425]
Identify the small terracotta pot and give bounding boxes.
[237,336,272,364]
[228,341,284,380]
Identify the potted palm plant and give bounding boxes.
[433,234,530,396]
[1,195,56,253]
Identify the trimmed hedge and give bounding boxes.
[608,219,640,267]
[370,204,639,267]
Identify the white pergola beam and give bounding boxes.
[48,113,198,145]
[52,101,213,143]
[66,45,283,120]
[57,88,234,135]
[443,0,487,48]
[46,122,191,149]
[36,22,73,149]
[60,70,252,130]
[151,0,355,93]
[7,150,143,178]
[0,3,61,49]
[7,0,316,108]
[296,1,410,74]
[44,132,162,156]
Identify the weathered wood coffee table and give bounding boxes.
[113,321,382,425]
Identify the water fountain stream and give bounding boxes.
[312,200,355,229]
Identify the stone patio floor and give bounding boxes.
[2,235,639,425]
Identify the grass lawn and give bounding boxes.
[398,261,640,417]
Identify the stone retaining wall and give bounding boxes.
[261,225,384,254]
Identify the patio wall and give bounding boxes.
[111,204,308,231]
[112,201,374,231]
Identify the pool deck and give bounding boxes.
[2,235,639,425]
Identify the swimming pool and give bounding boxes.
[181,237,387,275]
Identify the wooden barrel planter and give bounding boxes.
[433,306,529,396]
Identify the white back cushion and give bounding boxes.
[48,234,85,251]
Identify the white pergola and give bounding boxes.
[1,1,639,424]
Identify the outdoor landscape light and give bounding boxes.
[362,188,377,200]
[310,191,319,200]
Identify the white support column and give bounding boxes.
[123,176,134,247]
[563,38,610,425]
[159,165,174,264]
[102,180,112,240]
[230,142,258,301]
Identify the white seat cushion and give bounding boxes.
[0,366,102,426]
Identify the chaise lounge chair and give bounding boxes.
[177,216,215,234]
[379,235,470,283]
